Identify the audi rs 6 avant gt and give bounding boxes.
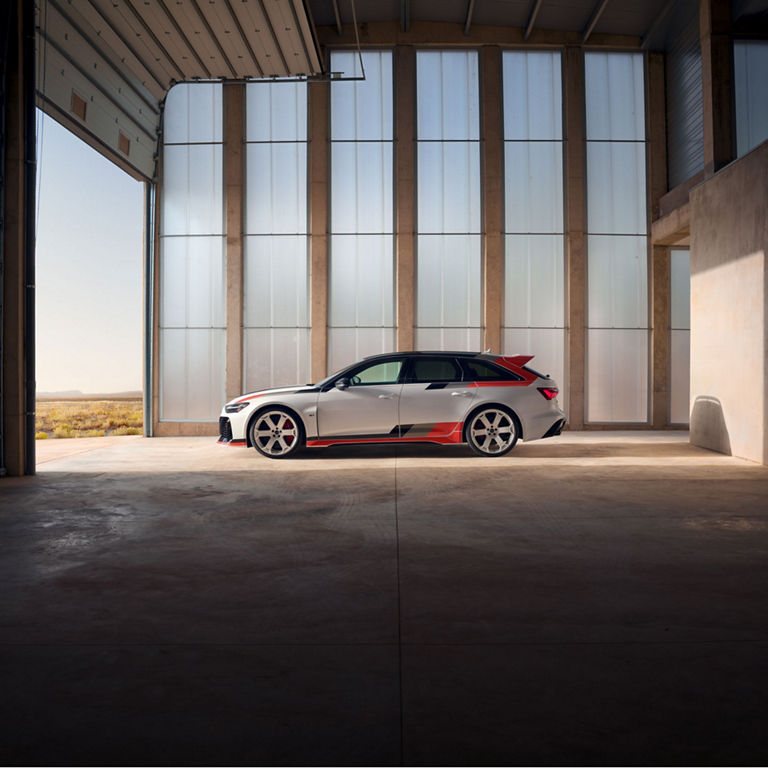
[219,351,566,458]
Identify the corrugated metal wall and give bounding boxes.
[665,0,704,189]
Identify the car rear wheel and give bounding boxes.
[249,408,305,459]
[466,407,519,457]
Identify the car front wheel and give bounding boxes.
[466,407,519,457]
[249,408,305,459]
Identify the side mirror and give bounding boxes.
[335,378,350,391]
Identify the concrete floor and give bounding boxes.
[1,433,768,765]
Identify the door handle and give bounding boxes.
[451,391,470,397]
[378,394,394,399]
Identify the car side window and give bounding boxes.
[462,359,523,381]
[348,360,403,386]
[408,357,463,383]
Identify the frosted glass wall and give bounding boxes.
[244,82,309,389]
[734,41,768,158]
[670,248,691,424]
[502,51,566,398]
[328,51,394,372]
[160,83,225,420]
[585,53,649,423]
[416,51,482,351]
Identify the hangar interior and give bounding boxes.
[1,0,767,473]
[2,1,768,766]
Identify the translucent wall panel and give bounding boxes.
[331,143,393,233]
[244,237,307,328]
[164,83,222,144]
[160,329,225,420]
[160,83,225,421]
[328,328,397,374]
[243,82,309,392]
[503,51,562,140]
[329,51,394,371]
[330,235,394,327]
[244,328,309,390]
[502,51,566,403]
[585,53,645,141]
[586,143,647,235]
[416,235,482,329]
[587,236,648,329]
[417,51,479,141]
[670,248,691,424]
[504,144,563,233]
[734,41,768,158]
[161,145,223,235]
[246,82,306,142]
[415,327,484,352]
[418,142,481,233]
[161,237,225,328]
[245,143,307,234]
[585,52,649,423]
[502,328,565,393]
[331,51,393,141]
[505,236,564,327]
[670,331,691,424]
[587,330,648,422]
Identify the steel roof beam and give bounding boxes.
[581,0,611,43]
[524,0,544,40]
[464,0,476,35]
[641,0,679,49]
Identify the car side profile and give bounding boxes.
[218,351,566,459]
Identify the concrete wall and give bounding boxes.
[689,139,768,464]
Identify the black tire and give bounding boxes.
[465,406,519,457]
[249,407,305,459]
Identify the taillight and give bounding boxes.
[538,387,558,401]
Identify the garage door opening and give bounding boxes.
[35,111,145,455]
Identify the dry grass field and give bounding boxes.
[36,397,143,439]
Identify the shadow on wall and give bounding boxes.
[690,396,732,456]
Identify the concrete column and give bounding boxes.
[1,0,35,476]
[647,53,671,428]
[700,0,734,176]
[651,246,671,428]
[564,45,586,428]
[308,81,329,380]
[224,83,244,401]
[646,52,668,221]
[395,46,416,351]
[481,46,503,355]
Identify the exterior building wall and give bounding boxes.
[689,139,768,464]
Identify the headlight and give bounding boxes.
[225,401,250,413]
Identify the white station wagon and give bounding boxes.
[218,351,566,458]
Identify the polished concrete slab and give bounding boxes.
[1,433,768,765]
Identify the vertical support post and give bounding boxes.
[700,0,734,176]
[152,153,162,431]
[651,245,671,428]
[647,52,670,428]
[395,45,416,352]
[481,46,503,354]
[223,82,244,401]
[564,45,586,428]
[308,81,329,381]
[143,181,155,437]
[1,0,35,476]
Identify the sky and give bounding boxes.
[35,111,144,394]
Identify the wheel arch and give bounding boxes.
[463,401,524,442]
[245,402,307,449]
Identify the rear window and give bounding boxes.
[409,357,463,383]
[462,359,523,381]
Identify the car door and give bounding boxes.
[397,356,476,440]
[316,358,405,439]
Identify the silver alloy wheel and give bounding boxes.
[467,407,518,456]
[252,409,301,457]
